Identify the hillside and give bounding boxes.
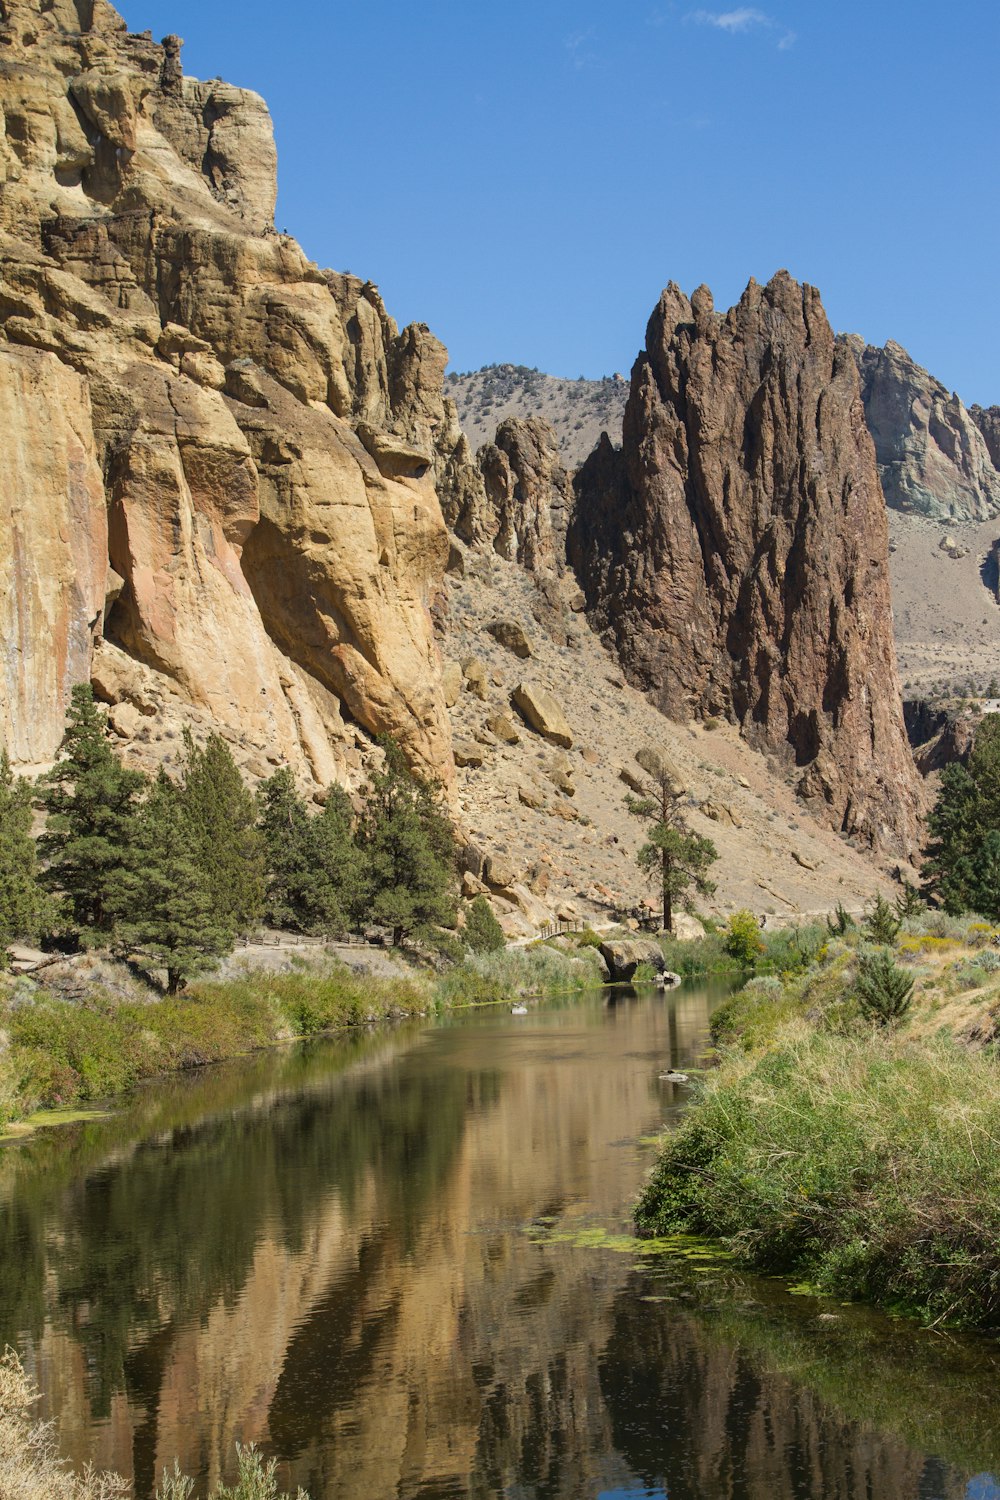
[446,365,629,467]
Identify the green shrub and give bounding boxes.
[826,902,855,936]
[636,1027,1000,1327]
[464,895,505,954]
[574,928,604,949]
[855,947,914,1026]
[863,893,901,945]
[723,909,764,968]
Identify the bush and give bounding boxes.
[464,896,505,954]
[723,910,764,968]
[636,1027,1000,1327]
[863,893,900,945]
[854,947,914,1026]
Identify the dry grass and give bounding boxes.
[0,1349,127,1500]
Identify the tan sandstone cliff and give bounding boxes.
[0,0,474,783]
[568,273,923,853]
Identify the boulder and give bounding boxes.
[442,662,463,708]
[483,853,519,891]
[511,683,573,747]
[598,938,667,983]
[462,657,489,700]
[486,619,533,658]
[453,740,485,768]
[486,712,520,744]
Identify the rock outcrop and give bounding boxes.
[570,273,922,852]
[843,337,1000,520]
[970,404,1000,471]
[477,418,572,572]
[0,0,470,784]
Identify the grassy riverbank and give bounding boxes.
[636,914,1000,1328]
[0,943,603,1134]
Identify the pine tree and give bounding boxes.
[179,731,265,938]
[356,738,457,946]
[258,769,315,931]
[0,750,49,950]
[37,685,147,945]
[113,771,231,993]
[624,762,717,933]
[863,892,900,945]
[923,762,983,913]
[305,784,361,936]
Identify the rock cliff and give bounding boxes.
[843,337,1000,520]
[970,404,1000,471]
[0,0,470,783]
[569,273,922,852]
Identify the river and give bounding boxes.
[1,984,999,1499]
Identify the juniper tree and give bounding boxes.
[179,731,265,938]
[356,738,457,946]
[855,947,914,1027]
[624,759,717,934]
[0,750,49,950]
[464,893,505,954]
[113,770,231,993]
[37,685,146,945]
[864,892,901,945]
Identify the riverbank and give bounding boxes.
[636,913,1000,1329]
[0,941,604,1136]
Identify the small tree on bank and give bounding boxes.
[625,759,718,934]
[37,685,147,946]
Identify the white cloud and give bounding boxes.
[687,7,796,46]
[692,7,769,31]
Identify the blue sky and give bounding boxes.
[117,1,1000,404]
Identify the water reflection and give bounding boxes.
[1,986,998,1499]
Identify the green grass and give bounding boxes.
[0,944,600,1131]
[636,1020,1000,1328]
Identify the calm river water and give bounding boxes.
[2,984,1000,1499]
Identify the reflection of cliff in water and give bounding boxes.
[600,1273,973,1500]
[4,989,999,1499]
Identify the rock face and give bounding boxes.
[0,346,108,769]
[570,273,922,852]
[0,0,468,783]
[971,405,1000,471]
[478,418,572,571]
[843,338,1000,520]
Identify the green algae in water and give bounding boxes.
[524,1220,733,1265]
[1,1106,113,1142]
